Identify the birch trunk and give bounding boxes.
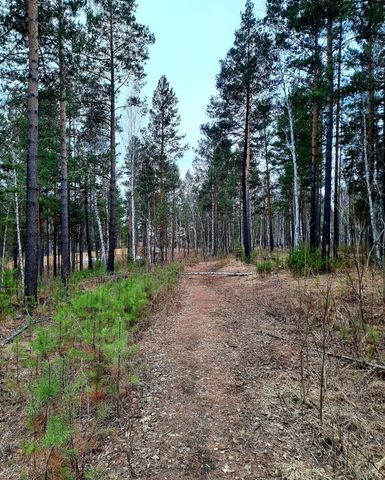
[94,195,107,265]
[283,79,300,248]
[130,139,136,259]
[12,156,25,289]
[363,98,381,266]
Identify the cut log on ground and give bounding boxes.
[180,272,254,277]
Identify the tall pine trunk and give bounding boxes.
[310,33,321,251]
[59,0,69,290]
[107,10,116,272]
[333,22,343,258]
[363,97,381,266]
[25,0,39,301]
[264,127,274,252]
[322,11,334,259]
[84,184,93,270]
[242,88,252,260]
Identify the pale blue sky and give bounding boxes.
[135,0,266,177]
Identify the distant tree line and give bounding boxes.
[1,0,385,301]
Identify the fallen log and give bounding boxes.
[180,272,254,277]
[0,319,42,348]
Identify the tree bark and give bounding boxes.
[94,194,106,265]
[84,184,93,270]
[25,0,39,301]
[211,184,218,256]
[107,8,116,272]
[363,98,381,266]
[59,0,69,290]
[242,88,252,260]
[333,21,343,258]
[310,32,321,251]
[264,127,274,252]
[12,155,25,289]
[130,138,136,260]
[282,67,301,248]
[322,10,334,260]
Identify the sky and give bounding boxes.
[134,0,266,177]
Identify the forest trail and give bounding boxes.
[124,259,303,479]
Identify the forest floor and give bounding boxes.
[97,259,385,480]
[1,258,385,479]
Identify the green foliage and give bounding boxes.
[286,244,341,275]
[130,373,140,386]
[42,415,72,448]
[23,263,180,477]
[31,369,61,408]
[256,260,274,274]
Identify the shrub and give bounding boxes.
[286,244,341,275]
[256,260,273,274]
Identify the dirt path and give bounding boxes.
[98,259,385,479]
[125,260,303,479]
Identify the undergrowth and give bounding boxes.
[15,262,182,479]
[286,244,342,275]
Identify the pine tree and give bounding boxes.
[87,0,154,272]
[148,76,187,263]
[216,0,274,260]
[25,0,39,301]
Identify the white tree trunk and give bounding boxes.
[282,66,301,248]
[94,194,107,265]
[147,195,152,264]
[12,157,25,289]
[362,98,381,266]
[131,140,136,259]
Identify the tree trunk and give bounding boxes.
[130,138,136,260]
[333,21,343,258]
[322,11,334,260]
[94,194,106,265]
[242,88,252,260]
[12,155,25,289]
[59,0,69,290]
[264,127,274,252]
[53,217,57,276]
[107,10,116,272]
[25,0,39,301]
[84,185,93,270]
[363,98,381,266]
[310,32,320,251]
[367,37,376,249]
[211,184,218,256]
[282,67,301,248]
